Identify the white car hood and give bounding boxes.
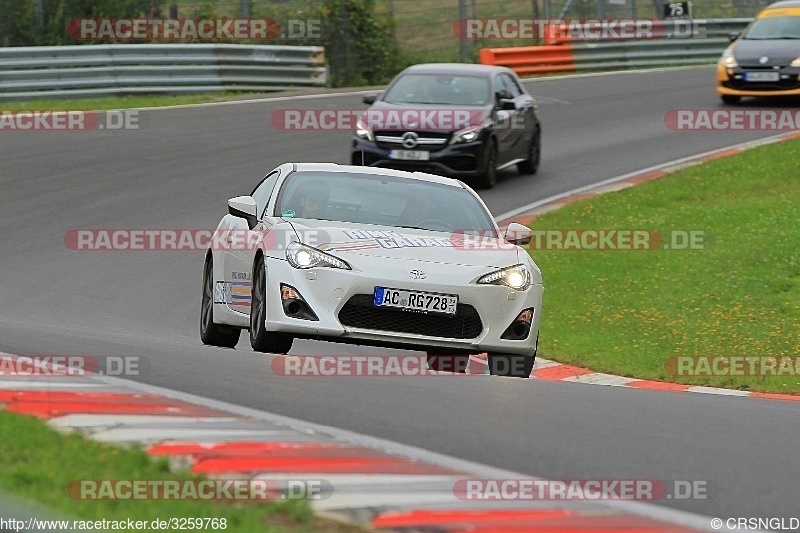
[286,219,519,268]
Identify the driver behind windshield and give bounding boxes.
[398,192,438,228]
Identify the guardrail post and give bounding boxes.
[458,0,468,62]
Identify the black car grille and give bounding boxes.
[723,79,800,90]
[373,131,451,152]
[723,67,800,90]
[338,294,483,339]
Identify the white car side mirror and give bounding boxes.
[228,196,258,229]
[505,222,532,246]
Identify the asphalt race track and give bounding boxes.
[2,66,799,522]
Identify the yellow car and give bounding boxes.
[717,0,800,104]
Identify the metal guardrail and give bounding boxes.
[570,38,733,70]
[480,18,751,76]
[0,44,327,100]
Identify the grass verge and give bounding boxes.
[530,138,800,394]
[0,410,364,532]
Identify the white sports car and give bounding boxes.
[200,163,543,377]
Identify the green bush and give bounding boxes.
[0,0,157,46]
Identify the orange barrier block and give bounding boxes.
[480,44,575,76]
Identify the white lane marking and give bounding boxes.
[89,427,320,443]
[103,90,377,113]
[0,380,109,389]
[686,386,752,397]
[251,473,459,486]
[312,491,466,512]
[495,130,796,223]
[520,65,707,84]
[97,65,707,113]
[48,414,242,428]
[564,373,640,386]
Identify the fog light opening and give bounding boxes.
[513,323,528,337]
[501,308,534,340]
[286,300,302,316]
[279,283,319,321]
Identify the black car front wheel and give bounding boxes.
[474,140,498,189]
[488,353,535,378]
[427,352,469,373]
[517,127,541,175]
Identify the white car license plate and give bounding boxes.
[745,71,779,82]
[389,149,430,161]
[374,287,458,316]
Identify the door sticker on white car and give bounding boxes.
[214,281,231,304]
[230,281,251,309]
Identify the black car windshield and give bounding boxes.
[382,73,491,106]
[275,171,497,234]
[744,16,800,39]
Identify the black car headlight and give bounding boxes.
[355,120,374,142]
[477,264,531,291]
[286,242,351,270]
[720,46,738,68]
[449,125,481,144]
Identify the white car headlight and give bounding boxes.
[477,264,531,291]
[286,242,351,270]
[450,125,481,144]
[720,46,738,68]
[355,120,374,142]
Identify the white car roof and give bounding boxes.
[292,163,464,188]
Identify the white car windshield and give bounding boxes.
[275,171,497,234]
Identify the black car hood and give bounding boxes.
[733,38,800,66]
[364,101,491,134]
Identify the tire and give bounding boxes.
[488,353,535,378]
[721,95,741,105]
[426,352,469,373]
[200,254,240,348]
[250,255,293,354]
[517,127,541,175]
[474,140,498,189]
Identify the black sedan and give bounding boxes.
[351,63,541,189]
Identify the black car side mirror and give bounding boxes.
[498,98,517,111]
[729,31,741,42]
[363,93,378,105]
